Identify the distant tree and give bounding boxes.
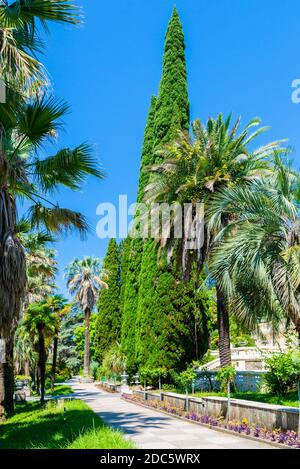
[44,295,69,390]
[65,257,108,376]
[95,239,121,364]
[121,97,157,374]
[24,301,57,403]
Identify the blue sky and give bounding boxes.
[37,0,300,295]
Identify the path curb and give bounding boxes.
[121,397,291,450]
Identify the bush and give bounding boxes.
[90,361,100,380]
[264,351,300,395]
[216,366,236,392]
[15,375,32,383]
[45,363,73,384]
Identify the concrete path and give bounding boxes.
[68,379,276,449]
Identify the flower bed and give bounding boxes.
[122,393,300,448]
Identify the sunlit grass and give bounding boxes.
[0,399,135,449]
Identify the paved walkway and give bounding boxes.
[69,379,276,449]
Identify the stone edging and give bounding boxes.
[121,397,291,450]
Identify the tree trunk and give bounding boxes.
[38,326,46,404]
[4,336,15,414]
[35,366,40,395]
[84,308,91,377]
[51,334,58,391]
[194,314,199,360]
[0,363,5,420]
[216,284,231,367]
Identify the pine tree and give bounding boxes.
[95,239,120,364]
[120,97,157,374]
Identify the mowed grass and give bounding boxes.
[50,385,74,396]
[0,399,135,449]
[32,384,74,398]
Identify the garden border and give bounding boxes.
[121,396,291,450]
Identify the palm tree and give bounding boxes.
[0,0,80,89]
[14,322,36,377]
[209,154,300,345]
[24,300,57,403]
[44,295,69,390]
[0,95,103,415]
[144,114,284,366]
[23,230,57,306]
[65,257,108,377]
[102,342,127,379]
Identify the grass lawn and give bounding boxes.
[48,384,74,397]
[0,399,135,449]
[32,384,74,398]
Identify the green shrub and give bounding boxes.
[45,377,51,389]
[45,363,72,384]
[90,361,100,380]
[216,366,236,392]
[173,367,197,393]
[264,351,300,395]
[15,375,32,383]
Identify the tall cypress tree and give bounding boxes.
[120,96,157,374]
[119,237,131,314]
[135,8,208,372]
[121,8,209,375]
[154,8,189,147]
[95,239,120,364]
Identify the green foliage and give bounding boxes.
[102,343,127,377]
[90,361,101,381]
[0,400,134,449]
[175,368,197,389]
[139,366,167,384]
[119,237,131,313]
[209,156,299,335]
[45,363,72,383]
[57,305,82,373]
[121,97,157,373]
[137,96,157,202]
[15,375,32,383]
[154,7,189,147]
[136,241,210,373]
[121,8,212,377]
[216,366,236,392]
[121,238,144,374]
[95,239,121,363]
[264,351,300,395]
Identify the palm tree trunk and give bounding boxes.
[0,363,5,420]
[4,337,15,414]
[216,284,231,367]
[0,188,26,413]
[51,334,58,391]
[38,326,46,404]
[84,308,91,377]
[194,315,199,360]
[34,366,40,395]
[24,360,30,377]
